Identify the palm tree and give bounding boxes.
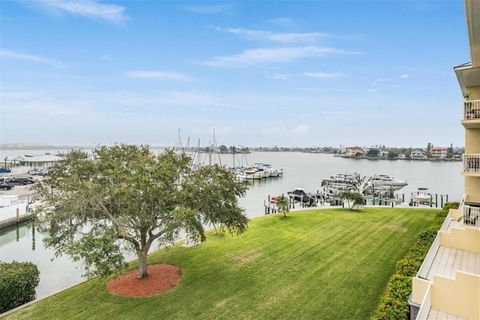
[276,195,290,217]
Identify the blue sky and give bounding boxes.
[0,0,470,147]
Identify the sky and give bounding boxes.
[0,0,471,147]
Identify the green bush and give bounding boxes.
[370,202,459,320]
[0,261,40,313]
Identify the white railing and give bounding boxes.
[415,283,432,320]
[417,213,452,279]
[465,100,480,120]
[463,154,480,173]
[463,205,480,227]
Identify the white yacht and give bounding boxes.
[371,174,408,190]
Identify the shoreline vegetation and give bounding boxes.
[0,144,464,163]
[5,207,438,320]
[371,203,458,320]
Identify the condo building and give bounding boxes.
[409,1,480,319]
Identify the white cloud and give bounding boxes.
[125,71,193,81]
[269,18,295,27]
[179,4,232,14]
[270,73,291,80]
[367,88,378,93]
[204,46,359,67]
[399,74,409,79]
[292,124,310,135]
[303,72,345,79]
[223,28,329,43]
[32,0,127,24]
[0,49,66,68]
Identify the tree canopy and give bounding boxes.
[339,191,365,211]
[34,145,248,278]
[275,195,290,217]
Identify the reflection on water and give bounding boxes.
[0,220,84,298]
[0,152,463,299]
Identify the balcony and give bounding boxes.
[463,204,480,227]
[462,100,480,128]
[412,209,480,320]
[463,154,480,176]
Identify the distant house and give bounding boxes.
[411,150,427,160]
[430,147,448,159]
[11,154,63,169]
[378,150,389,158]
[345,147,365,157]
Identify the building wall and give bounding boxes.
[465,85,480,99]
[465,128,480,153]
[431,149,448,158]
[439,227,480,252]
[431,272,480,320]
[465,177,480,203]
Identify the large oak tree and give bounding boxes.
[35,145,248,278]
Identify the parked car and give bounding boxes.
[0,167,12,173]
[6,177,35,186]
[36,169,49,176]
[0,182,13,190]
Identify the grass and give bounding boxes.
[7,208,437,320]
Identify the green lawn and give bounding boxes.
[7,208,437,320]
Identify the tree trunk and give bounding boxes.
[138,251,148,278]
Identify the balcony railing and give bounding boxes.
[463,154,480,173]
[415,283,431,320]
[417,213,452,279]
[465,100,480,120]
[463,205,480,227]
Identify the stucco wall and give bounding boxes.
[431,272,480,320]
[439,227,480,252]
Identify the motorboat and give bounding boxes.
[287,188,316,207]
[413,187,431,205]
[371,174,407,190]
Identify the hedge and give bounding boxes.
[0,261,40,313]
[370,202,460,320]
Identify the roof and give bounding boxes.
[15,154,63,163]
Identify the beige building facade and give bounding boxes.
[409,1,480,319]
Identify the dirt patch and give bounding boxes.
[387,224,407,233]
[107,264,182,297]
[230,249,262,265]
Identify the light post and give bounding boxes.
[4,156,8,169]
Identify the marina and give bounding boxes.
[0,150,464,299]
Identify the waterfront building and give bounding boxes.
[430,147,448,159]
[345,146,365,157]
[411,150,428,160]
[409,1,480,319]
[11,154,63,170]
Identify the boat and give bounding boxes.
[287,188,316,207]
[371,174,408,190]
[320,172,361,196]
[413,187,431,205]
[244,167,262,180]
[236,173,247,183]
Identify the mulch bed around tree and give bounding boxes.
[107,264,182,297]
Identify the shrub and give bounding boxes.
[0,261,40,313]
[370,202,459,320]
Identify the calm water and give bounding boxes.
[0,151,463,298]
